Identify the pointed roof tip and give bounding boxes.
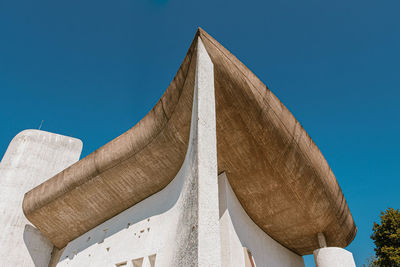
[195,27,213,47]
[196,27,208,37]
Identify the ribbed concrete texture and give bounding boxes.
[313,247,356,267]
[0,130,82,267]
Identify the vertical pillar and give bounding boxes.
[194,37,222,267]
[313,233,356,267]
[317,233,327,248]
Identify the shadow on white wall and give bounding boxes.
[23,224,53,267]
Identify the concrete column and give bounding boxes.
[313,233,356,267]
[167,36,222,267]
[317,233,327,248]
[0,130,82,267]
[194,37,222,267]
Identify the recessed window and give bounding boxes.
[148,254,156,267]
[132,257,143,267]
[115,261,127,267]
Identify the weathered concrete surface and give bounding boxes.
[0,130,82,267]
[313,247,356,267]
[52,39,220,267]
[23,28,356,255]
[219,172,304,267]
[195,37,221,267]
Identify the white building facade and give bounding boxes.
[1,30,356,267]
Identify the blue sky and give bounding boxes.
[1,0,399,265]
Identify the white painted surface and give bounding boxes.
[195,37,221,267]
[55,38,221,267]
[313,247,356,267]
[54,154,190,266]
[55,172,305,266]
[218,172,305,267]
[0,129,82,267]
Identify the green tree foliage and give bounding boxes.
[371,208,400,266]
[363,255,378,267]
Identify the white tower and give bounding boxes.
[0,130,82,267]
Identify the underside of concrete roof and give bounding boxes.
[22,28,356,255]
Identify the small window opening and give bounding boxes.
[132,257,144,267]
[149,254,156,267]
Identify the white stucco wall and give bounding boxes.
[54,171,306,267]
[54,162,191,266]
[218,172,305,267]
[0,129,82,267]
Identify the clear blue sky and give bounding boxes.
[1,0,399,265]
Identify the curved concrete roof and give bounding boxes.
[23,28,356,255]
